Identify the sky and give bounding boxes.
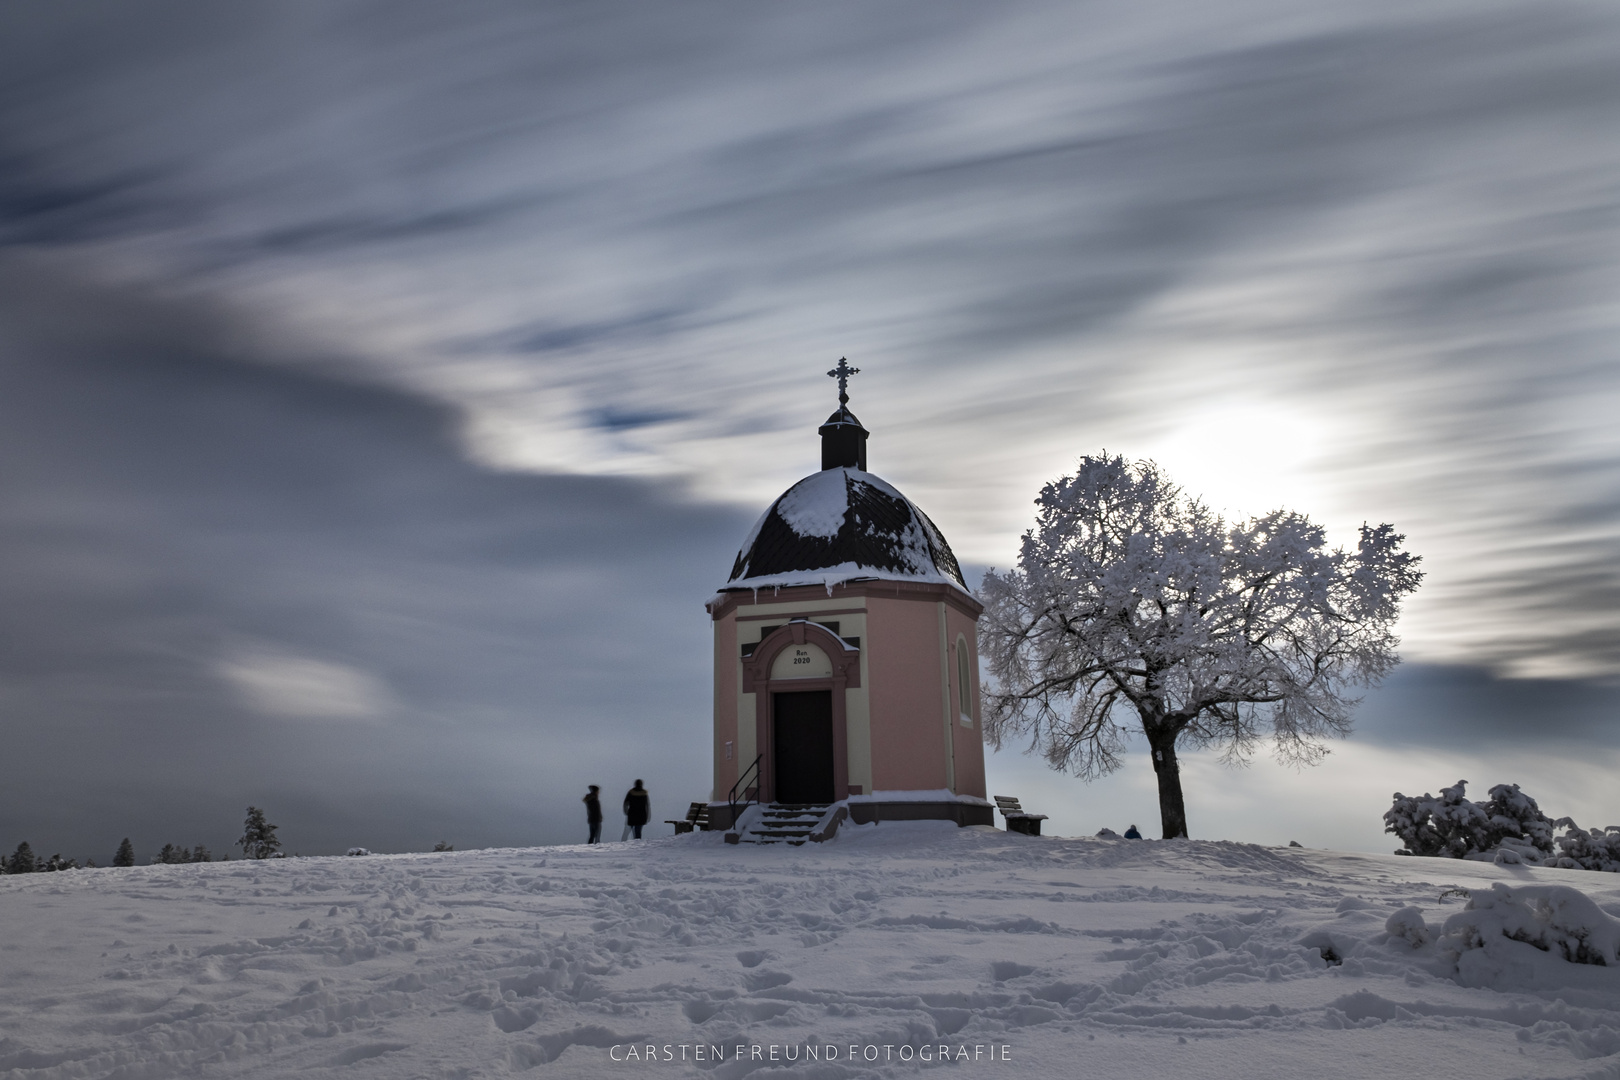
[2,1,1617,861]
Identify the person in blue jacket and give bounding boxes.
[1124,824,1143,839]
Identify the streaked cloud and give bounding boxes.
[5,1,1615,677]
[2,2,1617,856]
[217,645,393,721]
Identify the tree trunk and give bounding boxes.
[1148,733,1189,839]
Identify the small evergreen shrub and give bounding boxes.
[5,842,37,874]
[238,807,282,860]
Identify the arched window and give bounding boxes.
[956,635,973,726]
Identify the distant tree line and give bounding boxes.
[1,836,215,873]
[157,843,213,864]
[1,843,85,873]
[3,807,461,870]
[1,807,283,873]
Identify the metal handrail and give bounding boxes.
[728,754,763,828]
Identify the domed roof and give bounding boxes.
[724,466,967,593]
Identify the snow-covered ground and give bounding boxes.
[3,823,1618,1079]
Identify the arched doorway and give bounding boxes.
[773,689,833,803]
[740,620,861,803]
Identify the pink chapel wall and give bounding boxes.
[946,601,987,800]
[707,581,986,814]
[711,611,739,800]
[863,593,951,793]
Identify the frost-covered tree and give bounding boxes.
[238,807,281,860]
[979,454,1422,839]
[113,838,135,867]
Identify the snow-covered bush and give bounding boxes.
[1386,780,1482,858]
[1385,906,1431,949]
[1441,882,1620,977]
[1483,783,1559,850]
[1386,781,1551,859]
[1386,781,1619,871]
[1552,824,1620,872]
[346,847,372,856]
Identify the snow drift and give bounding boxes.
[2,827,1618,1078]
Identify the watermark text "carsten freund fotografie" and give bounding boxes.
[610,1043,1011,1064]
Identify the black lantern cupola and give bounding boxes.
[818,357,868,471]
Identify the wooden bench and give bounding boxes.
[666,802,711,834]
[993,795,1048,836]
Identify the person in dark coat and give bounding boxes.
[583,785,603,844]
[1124,824,1143,839]
[623,780,650,840]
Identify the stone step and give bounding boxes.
[727,802,836,847]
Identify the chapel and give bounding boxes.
[705,360,992,840]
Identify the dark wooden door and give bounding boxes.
[772,690,834,804]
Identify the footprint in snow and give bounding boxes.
[744,969,793,991]
[332,1042,409,1066]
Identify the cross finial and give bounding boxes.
[827,357,860,406]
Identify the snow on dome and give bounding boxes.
[724,467,967,594]
[773,468,849,539]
